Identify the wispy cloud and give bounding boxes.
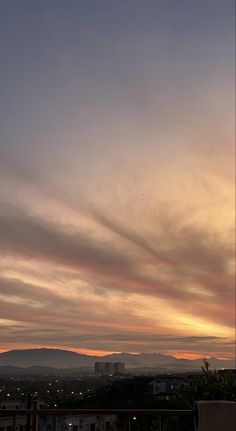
[0,0,234,358]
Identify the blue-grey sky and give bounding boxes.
[0,0,235,359]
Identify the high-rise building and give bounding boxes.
[104,362,114,375]
[94,362,105,375]
[114,362,125,374]
[94,362,125,376]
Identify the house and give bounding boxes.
[148,375,188,399]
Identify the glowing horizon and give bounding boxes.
[0,346,231,362]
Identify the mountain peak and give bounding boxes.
[0,349,234,371]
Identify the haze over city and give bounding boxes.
[0,1,235,361]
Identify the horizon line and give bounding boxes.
[0,347,233,362]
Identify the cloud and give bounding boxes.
[0,0,234,360]
[0,152,234,358]
[0,200,234,329]
[0,203,133,276]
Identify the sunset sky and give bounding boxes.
[0,1,235,360]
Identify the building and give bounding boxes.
[0,400,116,431]
[113,363,125,375]
[148,375,188,399]
[94,362,105,376]
[94,362,125,376]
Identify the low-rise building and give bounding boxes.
[0,400,116,431]
[148,375,188,399]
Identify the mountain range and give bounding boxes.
[0,349,234,372]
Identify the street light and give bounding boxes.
[128,416,137,431]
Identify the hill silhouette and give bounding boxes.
[0,349,234,372]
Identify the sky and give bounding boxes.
[0,0,235,360]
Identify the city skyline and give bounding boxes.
[0,1,235,360]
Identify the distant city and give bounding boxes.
[0,352,235,431]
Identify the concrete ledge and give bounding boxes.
[195,401,236,431]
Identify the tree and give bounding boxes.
[176,359,236,409]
